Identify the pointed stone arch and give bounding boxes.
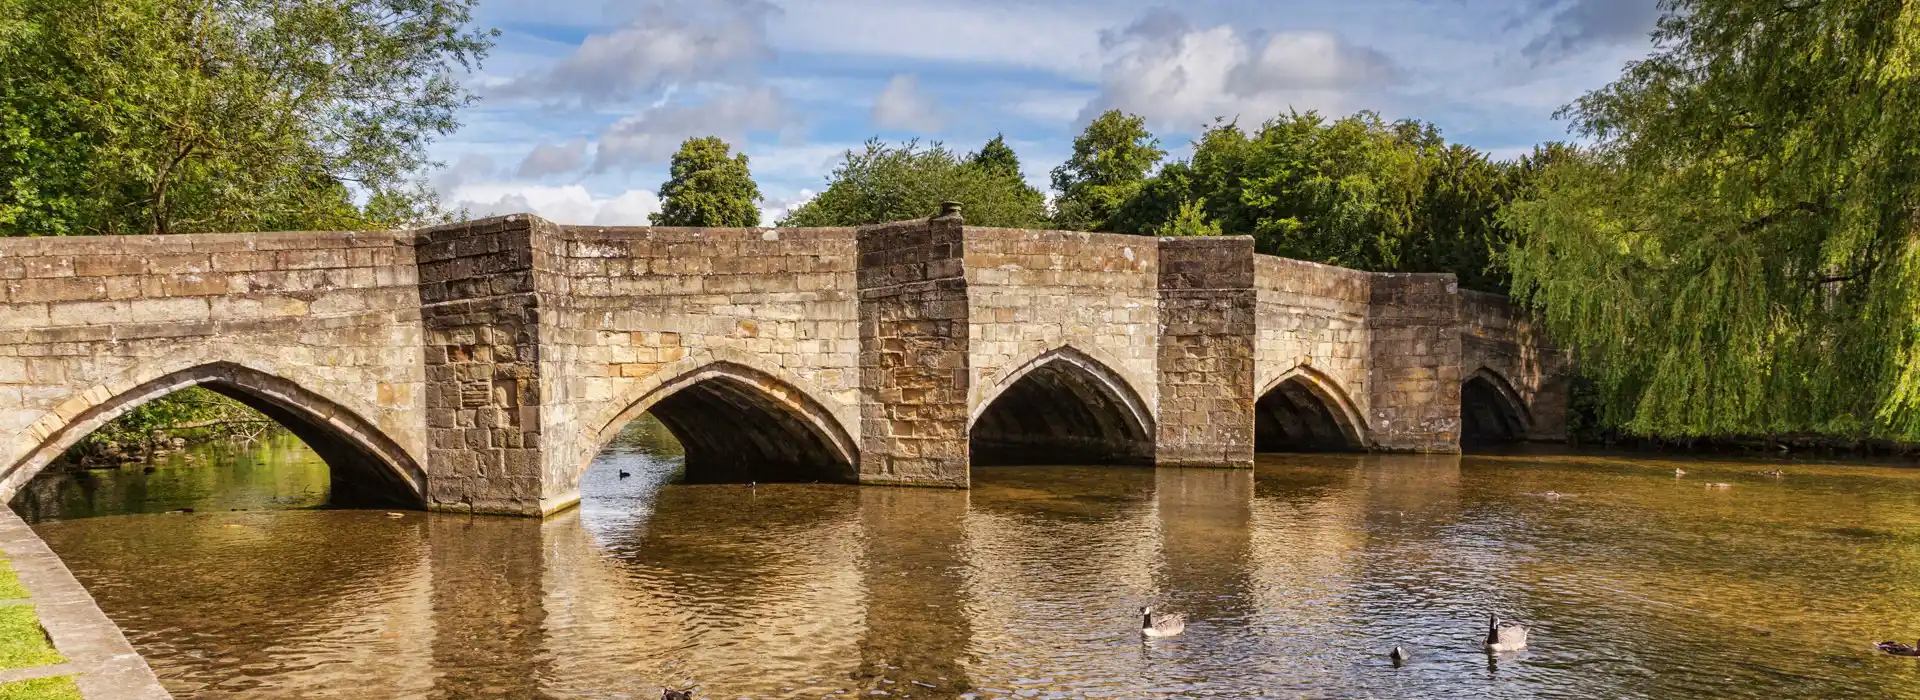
[1461,366,1533,444]
[1255,365,1367,452]
[969,345,1156,466]
[0,361,426,507]
[575,359,860,488]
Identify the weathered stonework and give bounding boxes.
[857,214,971,486]
[0,211,1566,513]
[1367,273,1465,452]
[1156,237,1256,467]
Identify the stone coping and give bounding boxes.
[0,509,170,699]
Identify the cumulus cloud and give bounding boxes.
[431,153,501,195]
[870,74,944,132]
[491,0,774,106]
[1521,0,1661,65]
[515,140,591,178]
[449,184,661,226]
[760,188,817,224]
[1081,10,1401,130]
[594,87,787,170]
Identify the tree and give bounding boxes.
[970,134,1021,180]
[651,137,762,227]
[1050,110,1164,231]
[1501,0,1920,439]
[0,0,494,236]
[779,138,1046,228]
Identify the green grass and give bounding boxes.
[0,676,81,700]
[0,561,28,600]
[0,606,61,671]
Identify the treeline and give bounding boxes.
[668,112,1555,293]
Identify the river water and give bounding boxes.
[18,425,1920,699]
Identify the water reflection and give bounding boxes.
[24,434,1920,697]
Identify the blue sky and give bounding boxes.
[430,0,1664,225]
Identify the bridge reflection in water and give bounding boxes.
[28,438,1920,698]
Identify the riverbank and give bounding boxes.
[0,510,166,699]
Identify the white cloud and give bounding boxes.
[491,1,773,106]
[771,0,1105,79]
[449,183,661,226]
[516,140,591,178]
[1081,11,1401,130]
[870,74,944,132]
[595,87,788,170]
[432,153,501,194]
[761,188,817,224]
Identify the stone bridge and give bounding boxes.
[0,210,1567,515]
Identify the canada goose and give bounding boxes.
[618,470,631,478]
[1484,614,1528,652]
[1877,639,1920,656]
[661,688,694,700]
[1140,607,1185,638]
[1390,645,1410,666]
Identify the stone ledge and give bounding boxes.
[0,509,170,699]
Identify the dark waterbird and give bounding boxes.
[1390,646,1410,666]
[662,687,694,700]
[619,470,631,479]
[1876,639,1920,656]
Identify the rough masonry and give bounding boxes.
[0,211,1568,516]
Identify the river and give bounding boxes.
[16,423,1920,698]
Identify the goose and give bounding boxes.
[1877,639,1920,657]
[1484,614,1528,652]
[1390,645,1410,666]
[1140,607,1185,638]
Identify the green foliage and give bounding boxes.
[65,387,268,461]
[779,138,1045,228]
[1157,198,1222,237]
[0,0,494,236]
[652,137,762,227]
[1501,0,1920,440]
[1112,112,1524,290]
[969,134,1022,180]
[1050,110,1165,231]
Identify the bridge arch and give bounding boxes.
[1461,367,1533,444]
[0,361,426,507]
[969,345,1155,466]
[580,359,860,485]
[1255,365,1367,452]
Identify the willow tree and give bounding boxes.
[1502,0,1920,438]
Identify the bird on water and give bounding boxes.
[661,687,694,700]
[1390,645,1410,666]
[1484,614,1528,652]
[1877,639,1920,656]
[1140,607,1185,638]
[618,470,631,479]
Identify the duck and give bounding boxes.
[1674,468,1687,477]
[1877,639,1920,657]
[1484,614,1528,652]
[661,688,694,700]
[1140,606,1185,638]
[618,470,631,479]
[1390,645,1410,666]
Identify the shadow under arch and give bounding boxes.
[1,361,426,508]
[1255,365,1367,452]
[582,361,859,485]
[1461,367,1533,445]
[969,345,1155,466]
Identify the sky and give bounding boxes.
[430,0,1665,226]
